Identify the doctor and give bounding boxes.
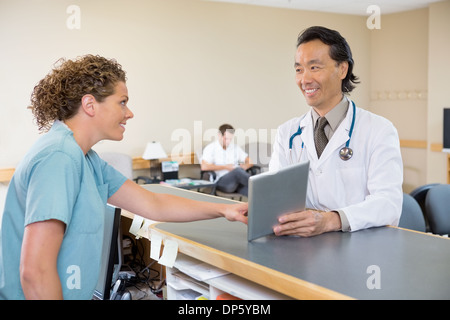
[270,26,403,237]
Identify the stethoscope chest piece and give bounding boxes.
[339,147,353,161]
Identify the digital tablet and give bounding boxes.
[247,161,309,241]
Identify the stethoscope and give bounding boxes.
[289,100,356,162]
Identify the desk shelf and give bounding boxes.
[166,253,291,300]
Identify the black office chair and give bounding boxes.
[424,184,450,235]
[399,193,426,232]
[410,183,440,214]
[200,166,261,202]
[409,183,440,232]
[244,142,272,172]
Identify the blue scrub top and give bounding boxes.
[0,121,127,299]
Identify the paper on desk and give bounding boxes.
[173,254,230,281]
[129,215,144,236]
[177,261,230,281]
[150,232,179,268]
[150,233,162,260]
[168,271,210,296]
[137,219,156,239]
[130,215,158,239]
[158,239,178,268]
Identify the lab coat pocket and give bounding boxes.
[338,166,366,204]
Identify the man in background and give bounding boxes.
[201,124,253,196]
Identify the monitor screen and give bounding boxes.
[444,108,450,151]
[92,205,122,300]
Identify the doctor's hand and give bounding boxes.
[273,210,342,237]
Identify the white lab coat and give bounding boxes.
[269,101,403,232]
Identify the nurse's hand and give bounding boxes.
[273,210,341,237]
[221,202,249,225]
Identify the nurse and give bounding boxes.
[270,26,403,237]
[0,55,248,300]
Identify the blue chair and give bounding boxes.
[399,193,426,232]
[410,183,440,214]
[409,183,440,232]
[425,184,450,235]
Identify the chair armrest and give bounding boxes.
[247,165,261,175]
[135,176,159,184]
[200,170,216,182]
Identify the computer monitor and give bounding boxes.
[161,161,179,180]
[443,108,450,152]
[92,205,122,300]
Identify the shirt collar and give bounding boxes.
[215,139,234,150]
[311,95,349,132]
[52,120,73,134]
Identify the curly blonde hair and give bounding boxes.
[30,54,127,132]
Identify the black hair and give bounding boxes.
[297,26,360,93]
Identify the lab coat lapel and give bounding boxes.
[299,110,318,161]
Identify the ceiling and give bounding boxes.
[206,0,444,15]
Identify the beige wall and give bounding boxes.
[1,0,449,192]
[369,1,450,191]
[427,0,450,184]
[0,0,369,168]
[369,8,429,192]
[369,2,450,191]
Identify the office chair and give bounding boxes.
[203,170,245,201]
[410,183,440,232]
[99,152,133,180]
[410,183,440,214]
[200,167,261,202]
[398,193,426,232]
[424,184,450,235]
[99,152,153,184]
[244,142,272,172]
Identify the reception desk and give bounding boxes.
[139,185,450,299]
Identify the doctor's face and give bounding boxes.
[295,39,348,115]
